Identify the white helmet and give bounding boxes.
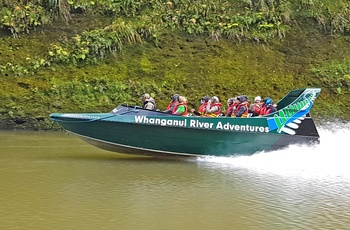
[211,96,219,103]
[254,96,262,102]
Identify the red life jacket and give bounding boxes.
[207,102,222,117]
[250,102,262,116]
[198,102,208,116]
[181,102,189,116]
[259,105,275,116]
[226,105,234,116]
[166,101,177,110]
[232,102,249,118]
[226,101,239,116]
[172,102,188,116]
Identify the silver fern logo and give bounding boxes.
[267,89,320,135]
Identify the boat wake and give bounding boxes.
[197,121,350,179]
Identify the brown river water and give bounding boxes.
[1,122,350,230]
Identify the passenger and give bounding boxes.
[191,96,210,116]
[172,96,188,116]
[232,95,249,118]
[205,96,222,117]
[164,94,179,114]
[249,96,262,117]
[259,97,277,116]
[225,97,239,117]
[141,93,157,110]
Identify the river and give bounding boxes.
[0,121,349,230]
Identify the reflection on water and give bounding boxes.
[0,122,349,230]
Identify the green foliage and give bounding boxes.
[311,58,350,93]
[140,55,153,75]
[48,18,155,64]
[70,0,146,16]
[1,0,350,130]
[1,0,349,39]
[294,0,350,34]
[45,76,165,111]
[0,3,50,37]
[158,0,289,42]
[0,58,50,76]
[46,77,131,111]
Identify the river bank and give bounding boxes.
[0,15,349,130]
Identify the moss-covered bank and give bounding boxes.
[0,16,349,130]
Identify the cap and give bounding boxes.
[171,94,179,101]
[141,93,150,100]
[237,95,248,102]
[254,96,262,102]
[227,98,235,105]
[201,96,210,102]
[211,96,219,103]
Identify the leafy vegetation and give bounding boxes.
[1,0,349,75]
[0,0,349,129]
[311,58,350,94]
[1,0,349,66]
[47,18,153,64]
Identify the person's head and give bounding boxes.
[141,93,150,101]
[237,95,248,103]
[254,96,262,103]
[227,98,235,106]
[211,96,219,103]
[171,94,179,102]
[263,97,273,106]
[179,96,187,103]
[200,96,210,105]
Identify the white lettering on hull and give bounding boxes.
[189,120,214,129]
[134,116,269,133]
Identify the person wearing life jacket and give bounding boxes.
[164,94,179,114]
[232,95,249,118]
[259,97,277,116]
[191,96,210,116]
[226,97,239,117]
[172,96,189,116]
[205,96,222,117]
[141,93,157,110]
[249,96,262,117]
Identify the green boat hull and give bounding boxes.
[50,88,321,157]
